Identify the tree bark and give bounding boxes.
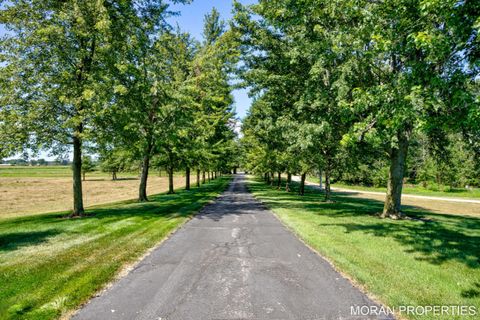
[287,173,292,184]
[319,169,323,190]
[83,171,86,181]
[168,167,174,194]
[196,169,200,187]
[202,171,206,184]
[324,165,332,202]
[299,172,306,196]
[185,167,190,190]
[270,172,274,186]
[277,172,281,189]
[138,153,150,202]
[382,132,409,218]
[72,134,85,216]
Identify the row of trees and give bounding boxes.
[235,0,479,218]
[0,1,239,216]
[335,133,480,189]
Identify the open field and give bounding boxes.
[307,176,480,199]
[0,176,231,320]
[0,167,200,219]
[248,177,480,320]
[0,166,179,178]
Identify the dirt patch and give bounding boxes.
[0,175,194,219]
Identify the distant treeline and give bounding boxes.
[333,134,479,189]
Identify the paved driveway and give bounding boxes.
[74,175,390,320]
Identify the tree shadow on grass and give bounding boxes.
[462,282,480,298]
[324,219,480,269]
[0,229,60,252]
[0,178,232,251]
[249,179,480,270]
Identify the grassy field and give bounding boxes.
[0,166,182,178]
[0,166,198,218]
[307,176,480,199]
[248,177,480,320]
[0,176,231,320]
[0,166,78,178]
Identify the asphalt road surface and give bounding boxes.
[74,174,391,320]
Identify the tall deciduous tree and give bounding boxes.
[343,0,479,218]
[0,0,137,216]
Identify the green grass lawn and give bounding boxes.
[0,176,231,320]
[248,177,480,320]
[307,176,480,199]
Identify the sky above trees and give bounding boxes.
[167,0,257,119]
[167,0,256,120]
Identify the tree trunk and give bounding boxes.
[270,172,274,186]
[196,169,200,187]
[71,134,84,216]
[233,167,237,174]
[202,171,206,184]
[319,169,323,190]
[214,171,217,179]
[112,171,117,181]
[82,171,86,181]
[265,173,270,183]
[138,153,150,202]
[299,172,306,196]
[185,167,190,191]
[287,173,292,184]
[324,165,332,202]
[168,167,174,194]
[277,172,281,189]
[382,132,409,218]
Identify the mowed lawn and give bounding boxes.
[248,177,480,320]
[0,166,194,218]
[0,176,231,320]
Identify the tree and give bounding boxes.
[0,0,141,216]
[102,3,192,201]
[187,8,239,187]
[99,148,134,181]
[81,156,95,181]
[342,0,479,218]
[236,0,479,216]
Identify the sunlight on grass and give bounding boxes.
[0,177,231,320]
[248,177,480,320]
